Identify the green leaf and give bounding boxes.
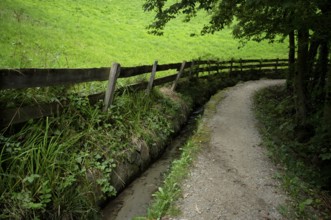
[23,174,41,184]
[299,198,313,212]
[26,202,43,209]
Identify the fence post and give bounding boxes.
[103,63,121,111]
[189,60,195,80]
[275,58,279,73]
[146,60,158,94]
[216,60,220,74]
[196,62,200,78]
[207,60,211,75]
[171,61,186,91]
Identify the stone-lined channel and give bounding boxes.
[101,107,204,219]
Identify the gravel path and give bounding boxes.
[174,79,288,220]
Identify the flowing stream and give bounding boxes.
[101,107,204,220]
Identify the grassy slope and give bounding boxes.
[0,0,288,68]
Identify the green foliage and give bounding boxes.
[0,88,186,219]
[143,0,330,132]
[143,0,330,44]
[0,85,70,109]
[0,0,287,68]
[0,118,99,219]
[254,85,331,219]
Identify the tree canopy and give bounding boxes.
[144,0,330,41]
[144,0,331,186]
[144,0,330,127]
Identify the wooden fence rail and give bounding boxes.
[0,58,287,127]
[0,62,184,89]
[0,59,288,90]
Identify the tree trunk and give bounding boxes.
[287,30,295,90]
[317,41,329,90]
[307,37,320,76]
[294,28,309,125]
[323,42,331,136]
[306,38,322,109]
[307,37,320,94]
[324,70,331,136]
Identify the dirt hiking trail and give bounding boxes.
[173,79,289,220]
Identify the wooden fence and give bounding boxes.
[0,58,288,127]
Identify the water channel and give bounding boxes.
[101,107,204,219]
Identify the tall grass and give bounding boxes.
[0,118,98,219]
[0,88,185,219]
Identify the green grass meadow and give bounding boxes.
[0,0,288,68]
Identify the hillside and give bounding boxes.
[0,0,288,68]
